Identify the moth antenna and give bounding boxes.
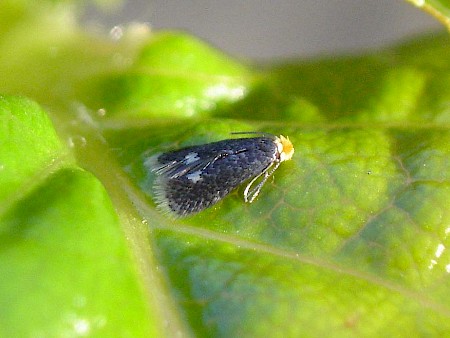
[230,131,276,139]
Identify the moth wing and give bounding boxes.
[148,155,250,217]
[146,137,279,217]
[154,175,237,217]
[151,155,213,179]
[145,151,229,216]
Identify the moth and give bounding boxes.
[147,133,294,217]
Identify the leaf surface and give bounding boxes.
[0,1,449,337]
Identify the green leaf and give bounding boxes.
[0,96,67,205]
[0,1,450,337]
[79,32,251,118]
[0,96,157,337]
[407,0,450,30]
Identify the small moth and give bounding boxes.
[148,133,294,217]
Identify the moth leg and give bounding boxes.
[244,160,281,203]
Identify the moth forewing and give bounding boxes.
[148,134,294,217]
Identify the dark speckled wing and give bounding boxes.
[150,137,279,217]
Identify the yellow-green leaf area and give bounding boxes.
[81,32,251,118]
[0,168,156,337]
[0,95,67,205]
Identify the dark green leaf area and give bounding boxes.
[0,168,155,337]
[115,123,450,330]
[113,119,449,296]
[0,95,66,205]
[196,128,450,292]
[122,125,445,243]
[214,34,450,123]
[82,32,251,119]
[154,229,450,338]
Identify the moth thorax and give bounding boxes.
[275,135,294,162]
